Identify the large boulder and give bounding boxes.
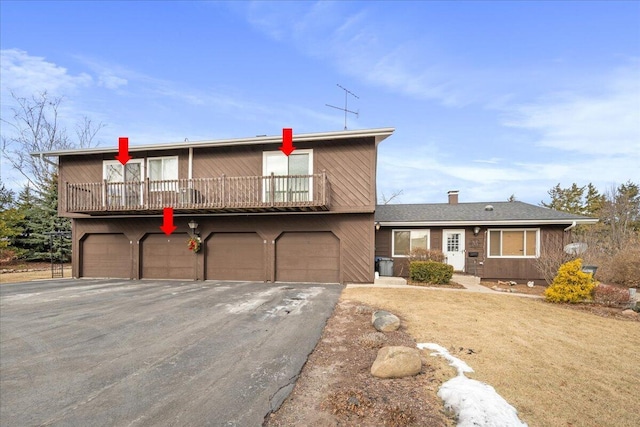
[371,310,400,332]
[370,346,422,379]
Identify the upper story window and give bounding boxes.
[148,156,178,191]
[262,150,313,202]
[488,229,539,258]
[392,229,430,257]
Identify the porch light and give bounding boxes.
[473,226,481,236]
[375,222,381,231]
[188,220,199,232]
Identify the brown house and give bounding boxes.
[35,128,395,284]
[374,191,598,283]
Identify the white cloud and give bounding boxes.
[242,2,477,107]
[0,49,93,97]
[503,64,640,156]
[98,73,128,90]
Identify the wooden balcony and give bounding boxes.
[65,173,331,215]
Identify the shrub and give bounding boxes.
[593,284,631,307]
[409,260,453,284]
[544,258,596,303]
[408,247,445,263]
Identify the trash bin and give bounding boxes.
[581,265,598,277]
[378,257,394,277]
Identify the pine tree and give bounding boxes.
[0,181,23,260]
[26,175,71,262]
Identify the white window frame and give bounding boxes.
[487,228,540,258]
[262,149,314,202]
[102,159,145,206]
[147,156,179,192]
[391,229,431,258]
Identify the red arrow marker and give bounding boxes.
[160,207,178,235]
[279,128,296,156]
[115,137,132,165]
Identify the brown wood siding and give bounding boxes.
[59,138,376,217]
[71,213,373,283]
[481,227,567,282]
[59,150,189,218]
[374,226,565,281]
[140,233,193,279]
[276,232,340,283]
[80,233,131,278]
[206,233,266,281]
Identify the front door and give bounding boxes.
[443,229,465,272]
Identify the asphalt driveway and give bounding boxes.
[0,279,342,426]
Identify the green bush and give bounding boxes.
[544,258,596,303]
[409,261,453,284]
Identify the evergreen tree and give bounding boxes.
[13,185,40,258]
[0,181,23,260]
[25,175,71,262]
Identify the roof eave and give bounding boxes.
[377,219,599,227]
[30,127,395,157]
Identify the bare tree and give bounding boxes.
[380,189,403,204]
[1,90,104,195]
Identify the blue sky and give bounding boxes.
[1,1,638,205]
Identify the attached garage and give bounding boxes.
[140,233,193,279]
[81,233,131,278]
[276,232,340,283]
[206,232,266,281]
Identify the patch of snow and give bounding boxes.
[418,343,474,375]
[418,342,527,427]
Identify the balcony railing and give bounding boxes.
[65,172,330,214]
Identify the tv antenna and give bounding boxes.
[326,84,359,130]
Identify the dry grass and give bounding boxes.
[343,287,640,427]
[0,267,72,284]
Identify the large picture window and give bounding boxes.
[148,156,178,191]
[488,229,539,258]
[392,229,430,257]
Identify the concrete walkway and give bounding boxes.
[348,274,543,299]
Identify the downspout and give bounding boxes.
[564,221,577,232]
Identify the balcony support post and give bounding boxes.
[221,174,226,208]
[102,179,108,209]
[270,172,275,207]
[144,177,150,210]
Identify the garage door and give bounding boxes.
[206,233,265,281]
[276,232,340,283]
[81,233,131,278]
[141,233,193,279]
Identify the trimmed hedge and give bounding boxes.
[409,260,453,284]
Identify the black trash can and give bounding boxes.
[378,257,394,277]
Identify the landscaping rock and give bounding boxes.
[371,310,400,332]
[371,346,422,379]
[621,309,639,319]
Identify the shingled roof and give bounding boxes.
[375,201,598,226]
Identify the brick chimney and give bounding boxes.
[448,190,459,205]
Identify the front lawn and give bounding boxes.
[343,287,640,427]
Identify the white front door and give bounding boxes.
[443,229,465,272]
